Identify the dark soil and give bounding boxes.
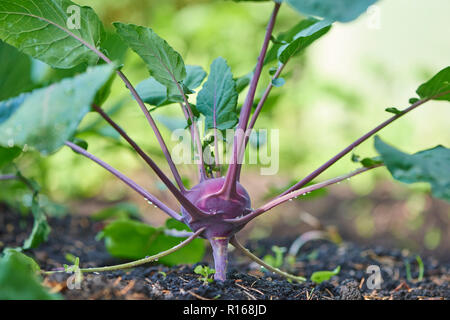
[0,204,448,300]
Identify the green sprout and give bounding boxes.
[194,265,215,284]
[405,255,425,282]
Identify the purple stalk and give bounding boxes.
[229,164,383,225]
[278,93,450,197]
[92,105,205,217]
[222,2,281,197]
[64,141,182,221]
[209,237,229,281]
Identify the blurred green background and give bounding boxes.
[2,0,449,259]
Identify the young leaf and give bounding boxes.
[310,266,341,284]
[416,66,450,101]
[0,41,35,101]
[114,23,186,99]
[265,18,322,65]
[184,65,207,90]
[351,154,383,168]
[278,19,332,64]
[374,136,450,202]
[0,0,104,68]
[98,219,205,266]
[197,57,238,131]
[0,64,115,155]
[286,0,377,23]
[0,249,60,300]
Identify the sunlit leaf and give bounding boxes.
[374,136,450,202]
[98,219,205,266]
[0,0,104,68]
[278,19,332,64]
[0,64,115,155]
[197,57,238,130]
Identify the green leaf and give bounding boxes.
[385,107,402,115]
[91,202,140,221]
[23,194,51,250]
[136,65,206,107]
[286,0,377,22]
[0,249,60,300]
[0,41,35,101]
[0,0,104,68]
[99,219,205,266]
[0,64,115,155]
[197,57,238,131]
[310,266,341,284]
[278,19,332,64]
[114,23,186,98]
[374,136,450,202]
[0,146,21,169]
[416,66,450,101]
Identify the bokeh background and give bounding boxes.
[2,0,449,260]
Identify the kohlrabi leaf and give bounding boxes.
[416,66,450,101]
[0,64,115,155]
[265,18,322,65]
[351,154,383,167]
[0,41,35,101]
[184,65,207,90]
[0,0,104,68]
[235,72,253,93]
[278,19,332,64]
[0,146,21,169]
[286,0,377,22]
[22,194,51,250]
[0,249,60,300]
[374,136,450,202]
[197,57,238,131]
[98,219,205,266]
[136,65,206,107]
[114,23,186,99]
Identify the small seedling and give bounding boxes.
[263,246,287,269]
[310,266,341,284]
[194,265,215,284]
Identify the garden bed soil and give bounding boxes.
[0,204,448,300]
